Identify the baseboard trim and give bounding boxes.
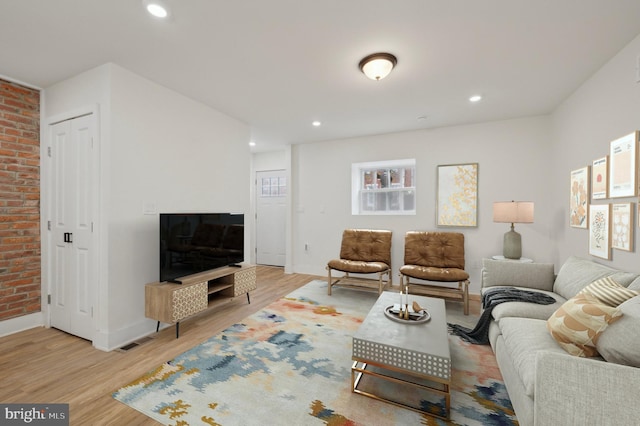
[93,318,159,352]
[0,312,44,338]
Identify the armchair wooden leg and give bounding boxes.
[327,267,333,295]
[461,280,469,315]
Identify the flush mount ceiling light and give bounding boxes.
[469,95,482,102]
[312,121,322,127]
[359,53,397,81]
[142,0,169,18]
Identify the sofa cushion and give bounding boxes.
[546,293,622,357]
[553,256,623,300]
[499,317,566,397]
[482,259,555,291]
[628,276,640,292]
[607,271,640,287]
[596,296,640,367]
[578,276,638,306]
[483,286,566,321]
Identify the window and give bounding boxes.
[351,159,416,215]
[260,176,286,197]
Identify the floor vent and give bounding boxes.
[119,342,139,351]
[117,336,154,352]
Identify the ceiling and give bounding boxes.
[2,1,640,152]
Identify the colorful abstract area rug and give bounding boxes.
[113,281,518,425]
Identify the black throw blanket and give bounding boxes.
[448,287,557,344]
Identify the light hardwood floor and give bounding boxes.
[0,267,480,425]
[0,266,319,425]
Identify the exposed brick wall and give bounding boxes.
[0,79,41,321]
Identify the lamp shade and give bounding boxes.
[493,201,534,224]
[359,53,397,80]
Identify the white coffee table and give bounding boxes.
[351,291,451,419]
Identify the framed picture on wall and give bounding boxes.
[591,156,608,200]
[570,166,589,228]
[611,203,633,251]
[589,204,611,259]
[436,163,478,227]
[609,131,639,198]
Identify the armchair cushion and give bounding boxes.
[403,231,465,269]
[327,259,389,274]
[338,229,392,265]
[399,265,468,282]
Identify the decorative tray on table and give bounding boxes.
[384,303,431,324]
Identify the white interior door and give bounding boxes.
[256,170,286,266]
[49,114,95,341]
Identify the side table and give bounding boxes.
[491,255,533,263]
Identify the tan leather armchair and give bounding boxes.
[327,229,392,295]
[399,231,470,315]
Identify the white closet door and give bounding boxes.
[49,114,95,341]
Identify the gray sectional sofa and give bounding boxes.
[481,256,640,426]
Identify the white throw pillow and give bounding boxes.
[596,296,640,367]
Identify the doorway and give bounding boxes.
[47,113,97,341]
[255,170,286,266]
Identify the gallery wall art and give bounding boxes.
[611,203,633,251]
[436,163,478,227]
[589,204,611,259]
[571,130,639,259]
[591,156,608,200]
[609,131,639,198]
[570,166,589,228]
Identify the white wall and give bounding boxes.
[290,116,553,294]
[253,149,287,171]
[550,33,640,271]
[44,63,251,350]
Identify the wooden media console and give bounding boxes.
[145,264,257,338]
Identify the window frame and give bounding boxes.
[351,159,416,215]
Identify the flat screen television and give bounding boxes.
[159,213,244,283]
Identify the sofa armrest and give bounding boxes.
[481,259,555,291]
[535,351,639,426]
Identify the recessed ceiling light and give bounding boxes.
[143,0,169,18]
[249,141,256,147]
[469,95,482,103]
[312,121,321,127]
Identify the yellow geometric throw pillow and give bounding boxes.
[578,276,638,307]
[547,293,623,357]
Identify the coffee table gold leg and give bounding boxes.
[445,384,450,419]
[351,361,364,392]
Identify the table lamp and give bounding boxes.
[493,201,534,259]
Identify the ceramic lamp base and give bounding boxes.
[503,228,522,259]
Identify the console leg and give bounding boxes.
[156,321,160,332]
[246,292,251,304]
[176,322,180,339]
